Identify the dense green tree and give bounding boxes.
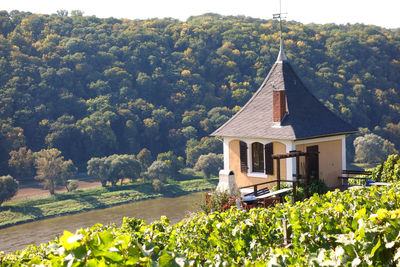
[87,154,141,186]
[45,115,86,166]
[0,11,398,174]
[8,147,35,181]
[354,133,398,164]
[200,107,234,133]
[137,148,152,172]
[156,151,184,178]
[181,126,198,140]
[108,154,141,185]
[87,157,108,187]
[186,137,222,166]
[145,160,170,182]
[194,153,223,178]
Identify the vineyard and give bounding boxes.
[1,181,400,266]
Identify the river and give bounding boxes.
[0,191,205,253]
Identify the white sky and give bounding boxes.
[2,0,400,29]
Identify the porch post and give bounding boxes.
[276,158,281,190]
[285,141,295,181]
[305,154,310,198]
[341,135,346,171]
[223,137,230,171]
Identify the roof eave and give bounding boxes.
[294,130,358,142]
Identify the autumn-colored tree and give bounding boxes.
[34,148,76,194]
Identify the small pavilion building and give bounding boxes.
[212,42,356,190]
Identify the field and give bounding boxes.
[0,178,217,228]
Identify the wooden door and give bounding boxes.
[307,145,319,180]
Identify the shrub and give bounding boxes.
[308,178,329,195]
[278,178,328,201]
[66,180,79,192]
[0,175,19,205]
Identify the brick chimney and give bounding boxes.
[273,90,286,123]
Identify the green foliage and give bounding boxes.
[87,154,141,186]
[8,147,35,181]
[87,157,108,187]
[145,160,170,182]
[271,179,328,201]
[61,160,77,186]
[185,137,222,167]
[0,175,18,205]
[194,153,223,178]
[297,179,329,200]
[109,154,141,185]
[372,154,400,183]
[5,183,400,265]
[0,12,399,174]
[308,178,329,195]
[137,148,152,172]
[156,151,184,178]
[354,133,398,164]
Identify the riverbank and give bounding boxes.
[0,178,217,229]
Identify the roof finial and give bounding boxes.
[273,0,287,63]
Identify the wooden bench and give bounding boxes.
[241,187,270,197]
[338,170,373,185]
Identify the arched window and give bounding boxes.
[251,142,264,172]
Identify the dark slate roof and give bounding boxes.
[211,60,357,140]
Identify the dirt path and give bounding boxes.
[10,179,102,201]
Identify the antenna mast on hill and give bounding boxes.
[273,0,288,62]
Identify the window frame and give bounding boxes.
[251,142,265,173]
[247,141,274,177]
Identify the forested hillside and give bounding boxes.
[0,11,399,173]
